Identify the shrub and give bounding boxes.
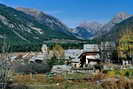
[47,56,65,68]
[107,71,116,77]
[14,62,50,74]
[31,63,50,73]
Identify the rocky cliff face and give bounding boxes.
[101,12,132,33]
[71,21,102,39]
[71,12,132,40]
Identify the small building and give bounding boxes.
[29,53,44,63]
[83,44,99,52]
[71,59,80,68]
[79,52,101,68]
[41,44,48,53]
[64,49,83,59]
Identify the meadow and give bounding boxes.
[10,69,133,89]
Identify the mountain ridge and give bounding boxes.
[70,21,102,40]
[16,7,74,36]
[72,12,132,40]
[103,16,133,41]
[0,4,78,46]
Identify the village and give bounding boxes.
[0,41,132,89]
[0,1,133,89]
[5,41,133,74]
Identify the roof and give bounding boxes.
[78,52,100,58]
[29,54,44,62]
[71,58,80,63]
[83,44,99,52]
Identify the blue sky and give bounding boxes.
[0,0,133,27]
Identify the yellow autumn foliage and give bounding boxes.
[52,44,64,59]
[117,30,133,59]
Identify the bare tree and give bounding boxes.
[0,35,12,89]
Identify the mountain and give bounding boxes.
[100,12,132,34]
[0,4,77,46]
[70,21,102,39]
[72,13,132,40]
[103,16,133,41]
[93,12,132,41]
[16,8,131,41]
[16,7,73,36]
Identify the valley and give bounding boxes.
[0,2,133,89]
